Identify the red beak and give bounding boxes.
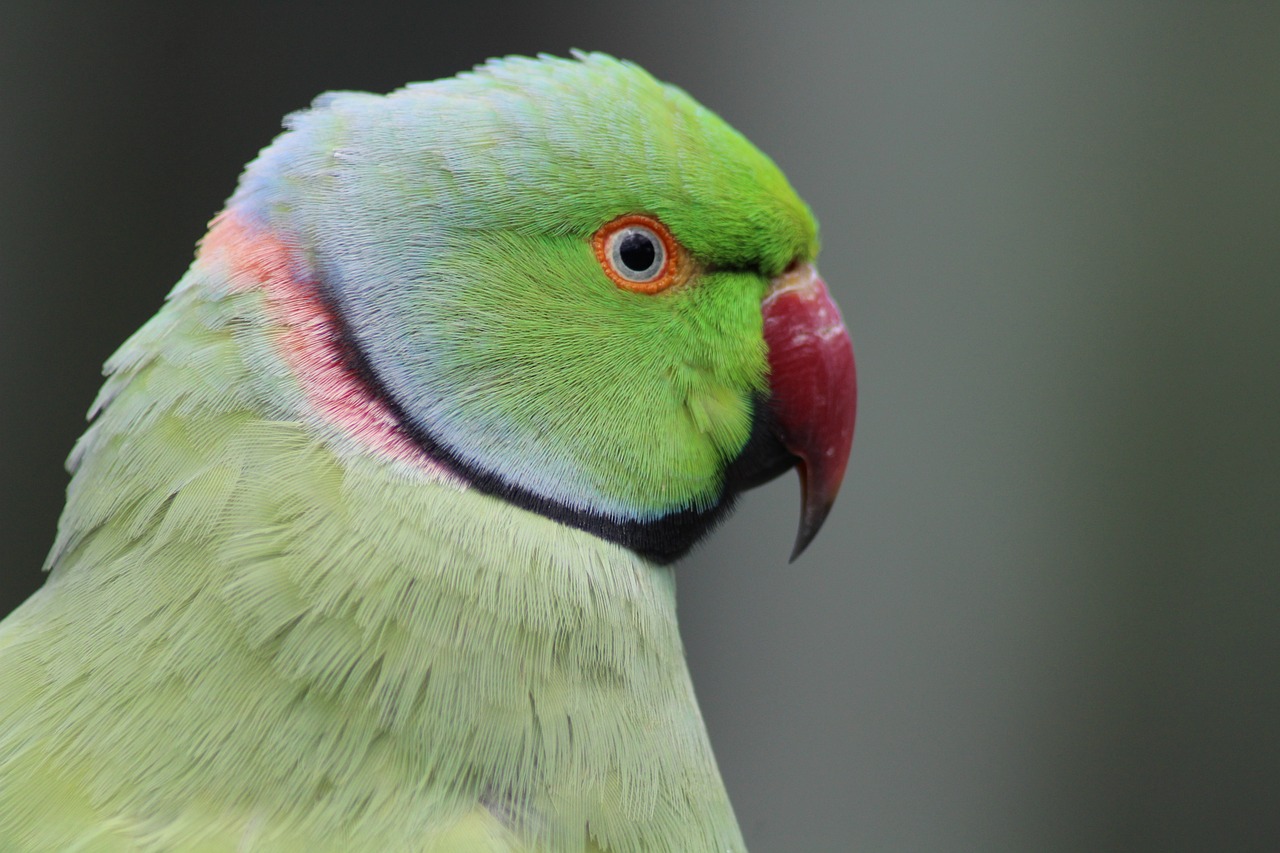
[762,264,857,561]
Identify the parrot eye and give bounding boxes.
[613,227,663,281]
[592,214,685,294]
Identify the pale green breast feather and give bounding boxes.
[0,261,744,851]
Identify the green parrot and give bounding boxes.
[0,53,855,852]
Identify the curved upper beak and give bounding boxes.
[762,263,857,561]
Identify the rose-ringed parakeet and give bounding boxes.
[0,53,855,852]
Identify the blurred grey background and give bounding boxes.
[3,2,1278,850]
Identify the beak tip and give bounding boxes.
[787,515,827,563]
[788,484,835,563]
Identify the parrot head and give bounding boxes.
[215,52,855,563]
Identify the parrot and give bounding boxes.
[0,52,855,852]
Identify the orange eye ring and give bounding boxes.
[591,214,685,294]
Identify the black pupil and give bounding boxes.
[618,231,657,273]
